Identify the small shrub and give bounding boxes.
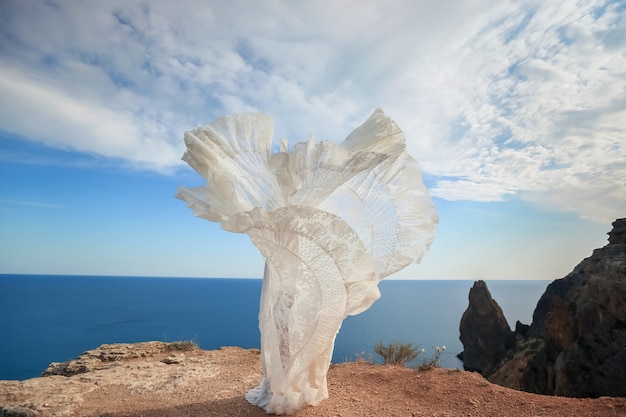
[165,340,198,352]
[417,345,446,370]
[374,341,419,366]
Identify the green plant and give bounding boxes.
[165,340,199,352]
[417,345,446,370]
[374,341,420,366]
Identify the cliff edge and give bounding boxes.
[2,342,625,416]
[460,218,626,398]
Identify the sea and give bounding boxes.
[0,275,551,381]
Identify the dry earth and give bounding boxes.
[1,342,625,417]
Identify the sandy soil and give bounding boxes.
[2,345,625,417]
[73,347,626,417]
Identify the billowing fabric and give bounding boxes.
[177,109,438,415]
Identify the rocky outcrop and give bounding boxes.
[41,340,198,377]
[462,218,626,398]
[0,342,262,417]
[458,280,515,375]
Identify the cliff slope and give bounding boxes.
[461,218,626,398]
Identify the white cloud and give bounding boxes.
[389,0,626,223]
[430,180,517,202]
[0,0,624,221]
[0,198,62,209]
[0,66,181,170]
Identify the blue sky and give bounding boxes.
[0,0,624,279]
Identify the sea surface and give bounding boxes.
[0,275,551,380]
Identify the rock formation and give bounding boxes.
[0,342,262,417]
[461,218,626,398]
[458,280,515,375]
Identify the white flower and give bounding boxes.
[442,345,446,351]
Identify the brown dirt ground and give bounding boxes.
[68,347,626,417]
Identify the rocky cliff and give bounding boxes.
[460,218,626,398]
[0,342,263,417]
[458,280,515,375]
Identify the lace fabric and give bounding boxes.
[177,108,438,414]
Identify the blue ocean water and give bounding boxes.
[0,275,550,380]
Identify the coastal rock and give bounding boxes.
[486,218,626,397]
[42,341,181,377]
[0,342,261,417]
[458,280,515,375]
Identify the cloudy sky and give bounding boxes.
[0,0,624,280]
